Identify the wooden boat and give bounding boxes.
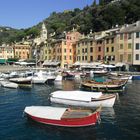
[9,77,32,84]
[0,81,18,89]
[80,79,128,93]
[50,91,116,107]
[9,77,32,87]
[24,106,101,127]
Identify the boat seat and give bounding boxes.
[62,110,92,119]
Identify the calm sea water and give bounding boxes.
[0,80,140,140]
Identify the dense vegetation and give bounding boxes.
[0,0,140,44]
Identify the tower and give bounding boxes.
[41,22,47,41]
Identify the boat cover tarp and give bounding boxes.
[51,91,102,102]
[24,106,67,120]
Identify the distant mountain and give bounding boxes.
[0,0,140,44]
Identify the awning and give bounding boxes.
[0,59,6,64]
[43,61,60,66]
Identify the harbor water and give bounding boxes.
[0,80,140,140]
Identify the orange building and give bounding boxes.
[14,44,30,59]
[95,38,105,62]
[65,31,82,67]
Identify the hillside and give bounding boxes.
[0,0,140,44]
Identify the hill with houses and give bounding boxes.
[0,0,140,45]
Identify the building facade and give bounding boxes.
[14,44,30,60]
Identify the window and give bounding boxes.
[128,54,132,62]
[106,47,109,52]
[120,54,123,62]
[136,32,140,38]
[90,56,93,61]
[98,47,101,52]
[136,43,139,50]
[82,48,84,53]
[85,56,87,61]
[64,56,66,60]
[120,44,123,49]
[136,54,139,60]
[78,50,80,54]
[90,47,93,52]
[70,56,72,60]
[97,55,101,60]
[64,49,66,53]
[85,48,87,53]
[90,41,93,46]
[108,56,111,61]
[128,43,132,49]
[70,49,71,53]
[82,56,84,61]
[111,38,114,43]
[112,56,115,61]
[128,33,131,39]
[78,43,80,47]
[111,47,114,52]
[120,34,123,40]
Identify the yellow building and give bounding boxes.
[118,21,140,70]
[14,44,30,59]
[104,35,117,64]
[76,38,95,63]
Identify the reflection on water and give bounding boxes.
[26,118,97,140]
[55,80,80,91]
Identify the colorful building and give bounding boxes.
[0,44,14,59]
[14,44,30,60]
[118,21,140,70]
[76,37,95,63]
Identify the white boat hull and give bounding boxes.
[32,77,47,84]
[0,81,18,89]
[50,95,116,107]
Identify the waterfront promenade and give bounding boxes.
[0,65,45,73]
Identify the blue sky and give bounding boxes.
[0,0,95,29]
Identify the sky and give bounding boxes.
[0,0,96,29]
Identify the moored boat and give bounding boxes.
[80,79,127,93]
[50,90,116,107]
[9,77,32,84]
[24,106,101,127]
[0,81,18,89]
[9,77,32,87]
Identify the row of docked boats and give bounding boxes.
[0,70,57,88]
